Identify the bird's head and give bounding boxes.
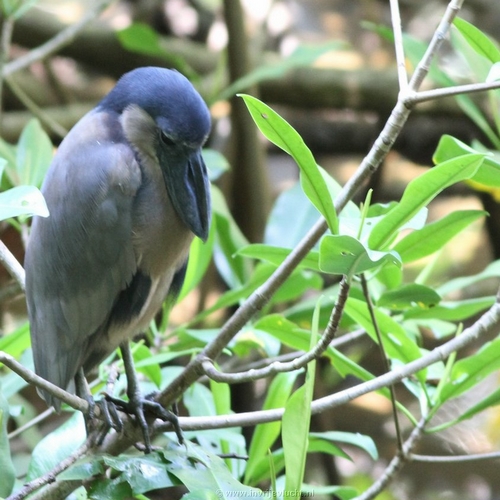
[99,67,211,241]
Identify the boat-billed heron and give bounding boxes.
[24,67,211,449]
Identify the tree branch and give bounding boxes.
[0,240,25,291]
[201,277,350,383]
[3,0,116,77]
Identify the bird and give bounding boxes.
[24,66,211,449]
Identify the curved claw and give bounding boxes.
[104,393,182,452]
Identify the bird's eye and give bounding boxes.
[160,132,175,146]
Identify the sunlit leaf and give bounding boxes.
[240,95,338,233]
[369,154,484,249]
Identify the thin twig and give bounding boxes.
[408,79,500,105]
[0,240,25,291]
[409,451,500,463]
[390,0,408,92]
[2,0,115,77]
[229,328,366,373]
[6,442,90,500]
[201,277,350,384]
[8,407,54,440]
[408,0,464,91]
[360,274,403,452]
[0,351,89,413]
[353,415,429,500]
[5,75,67,138]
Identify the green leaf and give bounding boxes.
[319,234,401,277]
[102,454,175,494]
[203,148,230,181]
[453,18,500,63]
[178,217,215,302]
[433,135,500,188]
[87,476,133,500]
[15,119,53,187]
[237,244,320,271]
[283,300,318,499]
[0,382,15,497]
[377,284,441,310]
[26,412,86,480]
[264,182,325,248]
[403,297,495,321]
[167,442,263,498]
[130,342,161,387]
[254,314,386,394]
[0,321,30,358]
[0,185,49,220]
[393,209,486,263]
[301,484,358,499]
[212,185,252,288]
[344,297,424,380]
[59,457,104,480]
[309,431,378,460]
[368,154,485,249]
[240,95,338,233]
[184,383,216,417]
[244,372,299,485]
[1,0,39,19]
[440,337,500,402]
[116,23,196,80]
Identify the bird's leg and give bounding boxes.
[75,369,123,446]
[104,341,183,453]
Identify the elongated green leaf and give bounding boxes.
[377,284,441,310]
[264,182,324,248]
[344,298,424,380]
[244,371,299,485]
[240,94,338,233]
[0,321,30,358]
[433,135,500,188]
[440,337,500,402]
[116,23,196,79]
[283,301,318,499]
[368,154,484,249]
[451,386,500,426]
[0,185,49,220]
[237,244,320,271]
[129,342,161,387]
[309,431,378,460]
[26,412,86,480]
[404,296,495,321]
[319,234,401,277]
[393,209,486,263]
[212,185,252,288]
[178,217,215,301]
[453,18,500,63]
[203,148,230,182]
[15,119,53,187]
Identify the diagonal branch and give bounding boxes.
[2,0,115,77]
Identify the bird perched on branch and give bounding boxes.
[24,67,211,450]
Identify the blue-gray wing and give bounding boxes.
[25,111,142,407]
